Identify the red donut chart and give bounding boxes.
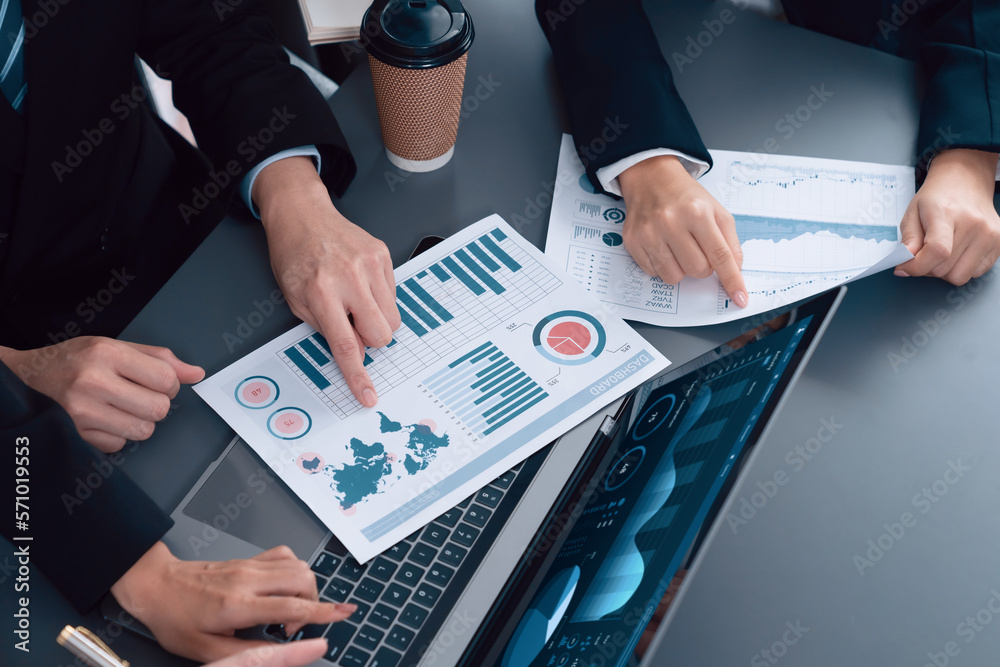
[546,321,592,357]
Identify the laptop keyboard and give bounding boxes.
[265,463,525,666]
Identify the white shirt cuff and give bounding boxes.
[595,148,711,197]
[240,145,321,218]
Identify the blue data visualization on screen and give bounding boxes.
[500,316,812,667]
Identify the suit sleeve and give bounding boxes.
[0,362,173,613]
[535,0,711,196]
[915,0,1000,170]
[135,0,356,204]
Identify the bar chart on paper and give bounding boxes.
[279,227,562,418]
[421,341,549,439]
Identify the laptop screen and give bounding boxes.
[476,291,841,667]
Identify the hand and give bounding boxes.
[254,157,401,407]
[619,155,748,308]
[111,542,355,663]
[204,639,329,667]
[895,148,1000,284]
[0,337,203,452]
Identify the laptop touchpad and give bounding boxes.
[182,439,328,558]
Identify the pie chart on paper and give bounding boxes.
[532,311,606,366]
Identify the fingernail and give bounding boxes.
[894,269,910,277]
[362,388,377,407]
[337,603,358,611]
[733,290,749,308]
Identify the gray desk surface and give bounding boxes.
[7,2,1000,666]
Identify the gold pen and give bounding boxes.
[57,625,131,667]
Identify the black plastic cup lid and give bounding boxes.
[362,0,474,69]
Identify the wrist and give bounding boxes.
[253,156,329,226]
[110,541,175,617]
[927,148,998,192]
[619,155,691,201]
[0,347,38,389]
[0,346,31,383]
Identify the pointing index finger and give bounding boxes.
[695,219,748,308]
[313,305,378,408]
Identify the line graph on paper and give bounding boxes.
[715,160,907,274]
[716,269,856,314]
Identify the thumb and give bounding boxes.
[175,361,206,385]
[895,201,925,277]
[899,202,924,256]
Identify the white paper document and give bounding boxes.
[545,134,915,326]
[195,215,670,562]
[299,0,368,44]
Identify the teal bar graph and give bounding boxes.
[276,226,559,420]
[424,342,548,438]
[284,345,331,390]
[398,287,440,330]
[298,337,329,367]
[445,342,492,369]
[398,305,428,337]
[429,263,451,282]
[392,227,538,340]
[468,241,500,271]
[405,279,453,323]
[312,333,332,355]
[442,256,485,295]
[454,249,505,295]
[483,390,547,436]
[479,234,521,272]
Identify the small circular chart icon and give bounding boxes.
[602,232,623,247]
[632,394,677,441]
[603,207,625,223]
[267,407,312,440]
[605,446,647,491]
[235,376,279,409]
[578,172,597,194]
[533,311,606,366]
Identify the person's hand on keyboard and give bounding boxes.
[203,637,328,667]
[896,148,1000,285]
[253,156,401,408]
[0,337,203,452]
[618,155,749,309]
[110,543,356,662]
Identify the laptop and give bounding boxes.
[106,286,844,667]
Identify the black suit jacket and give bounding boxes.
[537,0,1000,193]
[0,0,358,613]
[0,0,357,348]
[0,361,174,613]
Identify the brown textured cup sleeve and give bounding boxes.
[369,53,468,161]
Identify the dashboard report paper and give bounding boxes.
[545,134,915,326]
[195,215,669,562]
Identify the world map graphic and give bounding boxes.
[300,412,450,510]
